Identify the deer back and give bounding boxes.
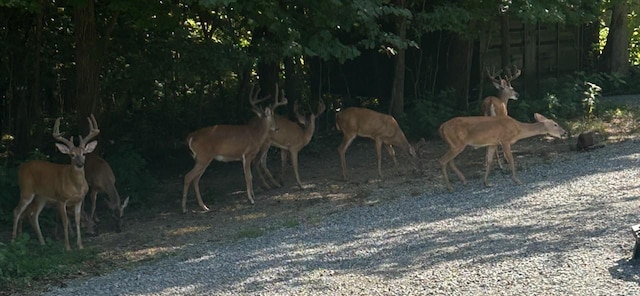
[187,118,274,161]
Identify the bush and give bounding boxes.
[402,88,457,139]
[104,146,158,209]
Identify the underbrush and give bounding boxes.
[0,236,101,294]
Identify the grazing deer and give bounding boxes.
[181,84,287,213]
[254,99,326,189]
[438,113,566,192]
[336,107,417,181]
[12,115,100,250]
[480,65,522,169]
[85,154,130,232]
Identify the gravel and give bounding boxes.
[44,138,640,296]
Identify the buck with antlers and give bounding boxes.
[480,65,522,169]
[85,154,129,232]
[438,113,566,192]
[336,107,417,181]
[12,115,100,250]
[254,99,326,189]
[181,84,287,213]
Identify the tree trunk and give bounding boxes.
[500,13,511,70]
[257,61,280,104]
[389,0,407,117]
[74,0,99,128]
[598,1,630,75]
[446,34,473,110]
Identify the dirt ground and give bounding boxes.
[84,130,576,261]
[2,128,595,293]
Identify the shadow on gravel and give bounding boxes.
[80,140,640,295]
[609,259,640,285]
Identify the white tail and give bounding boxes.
[12,115,100,250]
[85,154,129,232]
[254,99,326,189]
[336,107,417,181]
[181,84,287,213]
[438,113,566,192]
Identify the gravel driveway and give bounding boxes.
[44,138,640,296]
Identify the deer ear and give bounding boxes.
[491,80,501,89]
[533,113,547,122]
[55,143,70,154]
[84,141,98,153]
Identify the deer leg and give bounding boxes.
[254,151,273,190]
[502,144,521,184]
[439,147,466,192]
[182,160,212,213]
[242,155,256,205]
[290,150,303,189]
[12,192,35,242]
[375,139,384,178]
[29,198,48,245]
[385,144,399,166]
[73,202,83,249]
[484,145,497,187]
[279,149,288,186]
[57,202,71,251]
[338,134,356,181]
[90,189,99,222]
[495,146,505,170]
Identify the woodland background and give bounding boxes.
[1,0,640,220]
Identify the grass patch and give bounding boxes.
[0,234,101,293]
[236,227,264,239]
[282,218,300,228]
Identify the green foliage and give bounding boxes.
[0,236,99,290]
[104,146,158,209]
[402,88,457,140]
[534,71,624,119]
[0,163,18,226]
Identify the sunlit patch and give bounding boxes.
[234,212,268,221]
[121,246,183,262]
[167,225,211,236]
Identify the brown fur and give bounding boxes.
[336,107,417,181]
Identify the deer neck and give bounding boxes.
[498,91,511,105]
[254,116,273,143]
[515,121,548,141]
[64,164,89,196]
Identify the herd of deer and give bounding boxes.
[10,65,567,251]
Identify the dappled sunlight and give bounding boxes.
[167,225,212,236]
[234,212,268,221]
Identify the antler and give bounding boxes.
[79,114,100,148]
[485,66,503,84]
[316,99,326,116]
[504,64,522,82]
[248,84,272,108]
[270,83,288,110]
[52,117,76,148]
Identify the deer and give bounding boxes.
[254,99,326,190]
[181,84,287,213]
[438,113,566,192]
[480,65,522,169]
[336,107,417,181]
[11,115,100,250]
[85,154,130,232]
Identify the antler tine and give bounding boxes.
[317,99,326,116]
[248,83,272,108]
[485,66,502,83]
[79,114,100,147]
[52,117,75,148]
[271,83,288,110]
[505,64,522,82]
